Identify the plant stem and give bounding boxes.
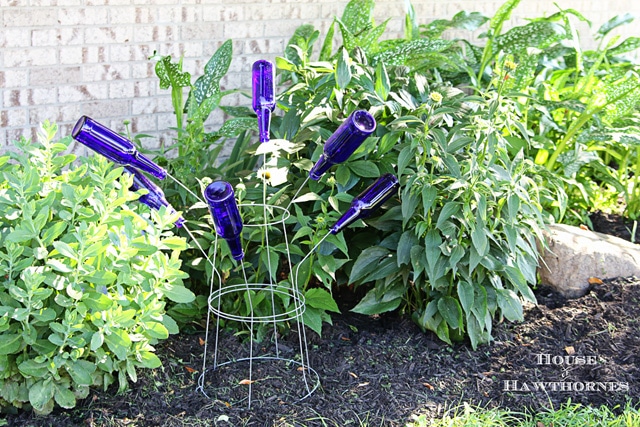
[544,110,592,171]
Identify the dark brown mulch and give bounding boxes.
[5,214,640,427]
[590,210,639,243]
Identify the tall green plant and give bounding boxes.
[149,40,258,207]
[440,0,640,222]
[271,0,556,348]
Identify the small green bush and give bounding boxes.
[0,122,193,413]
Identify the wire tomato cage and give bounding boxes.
[71,58,400,409]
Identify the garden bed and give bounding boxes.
[6,218,639,427]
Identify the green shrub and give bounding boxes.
[446,0,640,222]
[269,0,556,348]
[0,122,193,413]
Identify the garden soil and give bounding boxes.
[5,213,640,427]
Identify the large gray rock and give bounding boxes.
[538,224,640,298]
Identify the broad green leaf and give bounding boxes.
[193,39,233,105]
[397,230,418,266]
[292,192,322,203]
[495,21,565,53]
[420,11,488,38]
[401,191,419,226]
[86,270,117,287]
[41,221,67,246]
[336,48,352,89]
[91,331,104,351]
[357,20,388,53]
[397,145,413,177]
[507,193,520,221]
[66,360,96,386]
[421,186,437,213]
[54,384,76,409]
[155,55,191,90]
[104,329,131,361]
[598,13,634,37]
[378,131,399,155]
[6,228,36,243]
[162,314,180,335]
[83,292,113,311]
[160,236,188,251]
[351,283,404,315]
[457,281,475,316]
[490,0,520,33]
[130,359,141,384]
[348,160,379,178]
[31,308,56,323]
[470,224,488,256]
[143,321,169,339]
[18,359,49,377]
[0,334,22,354]
[437,296,463,331]
[216,117,257,137]
[372,39,453,66]
[404,0,419,40]
[496,289,523,322]
[350,246,390,283]
[466,313,483,350]
[276,56,296,71]
[138,351,162,369]
[161,284,196,303]
[302,306,324,336]
[295,255,313,290]
[335,164,351,185]
[53,241,77,260]
[436,202,460,230]
[319,21,336,61]
[341,0,375,35]
[609,37,640,56]
[29,379,54,412]
[335,18,357,54]
[304,288,340,313]
[258,246,278,282]
[284,24,317,65]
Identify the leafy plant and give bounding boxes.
[0,122,192,413]
[141,40,263,328]
[143,48,343,336]
[268,0,556,348]
[148,39,258,209]
[445,0,640,223]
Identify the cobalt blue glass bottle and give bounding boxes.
[330,173,399,234]
[204,181,244,261]
[124,167,185,228]
[309,110,376,181]
[252,60,276,143]
[72,115,167,180]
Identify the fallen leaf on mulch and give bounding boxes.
[184,366,196,373]
[565,346,575,355]
[422,382,434,390]
[588,277,604,285]
[239,379,255,385]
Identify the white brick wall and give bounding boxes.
[1,0,639,147]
